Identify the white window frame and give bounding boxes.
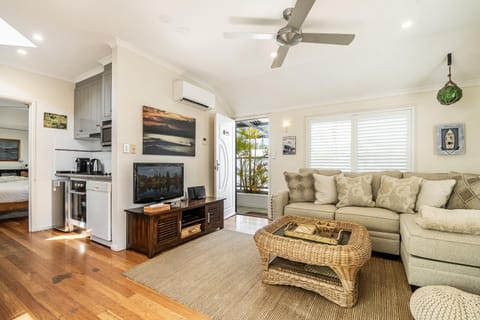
[306,107,414,172]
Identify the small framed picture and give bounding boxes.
[44,112,67,129]
[436,123,465,155]
[282,136,296,155]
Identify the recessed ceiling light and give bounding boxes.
[401,20,413,29]
[17,48,27,55]
[32,33,43,42]
[270,51,278,58]
[0,18,36,47]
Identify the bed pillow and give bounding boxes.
[313,174,337,205]
[447,173,480,210]
[335,174,375,208]
[415,179,457,211]
[376,176,422,213]
[416,205,480,235]
[284,172,314,202]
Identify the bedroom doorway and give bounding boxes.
[0,97,31,226]
[235,118,269,218]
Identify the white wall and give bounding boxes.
[110,45,232,250]
[269,86,480,193]
[0,65,74,231]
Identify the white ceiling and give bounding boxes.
[1,0,479,117]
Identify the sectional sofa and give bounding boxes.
[271,169,480,294]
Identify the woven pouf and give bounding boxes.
[410,286,480,320]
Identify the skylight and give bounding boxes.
[0,17,36,47]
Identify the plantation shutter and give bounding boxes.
[355,110,411,171]
[307,108,412,172]
[308,119,352,171]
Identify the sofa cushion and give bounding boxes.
[345,171,402,200]
[284,203,335,220]
[400,213,480,267]
[335,206,399,233]
[447,173,480,210]
[416,206,480,235]
[284,172,315,202]
[313,174,337,205]
[415,179,456,210]
[335,174,375,208]
[376,175,422,213]
[403,172,450,180]
[299,168,341,176]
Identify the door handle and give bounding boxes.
[207,212,210,223]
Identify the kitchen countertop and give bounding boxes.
[55,173,112,181]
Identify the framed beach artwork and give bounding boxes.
[436,123,465,155]
[142,106,196,156]
[0,139,20,161]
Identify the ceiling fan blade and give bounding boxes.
[223,32,275,40]
[287,0,316,30]
[271,46,289,69]
[302,33,355,45]
[229,16,282,26]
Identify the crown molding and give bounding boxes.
[233,78,480,118]
[1,63,72,83]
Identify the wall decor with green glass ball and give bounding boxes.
[437,53,463,105]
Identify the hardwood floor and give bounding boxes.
[0,218,209,320]
[0,215,269,320]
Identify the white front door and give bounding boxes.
[215,113,235,218]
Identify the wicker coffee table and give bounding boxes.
[253,215,371,307]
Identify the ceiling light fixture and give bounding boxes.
[17,48,27,55]
[32,33,43,42]
[0,18,36,47]
[401,20,413,29]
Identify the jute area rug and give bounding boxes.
[124,230,412,320]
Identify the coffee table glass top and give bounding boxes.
[274,224,351,245]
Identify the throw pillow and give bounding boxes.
[313,174,337,205]
[284,172,314,202]
[415,179,457,211]
[376,175,422,213]
[447,173,480,210]
[335,174,375,208]
[416,205,480,235]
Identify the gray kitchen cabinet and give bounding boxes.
[102,63,112,120]
[74,73,103,139]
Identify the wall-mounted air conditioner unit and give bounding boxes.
[173,80,215,110]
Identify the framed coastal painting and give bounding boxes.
[436,123,465,155]
[142,106,196,156]
[0,139,20,161]
[43,112,67,129]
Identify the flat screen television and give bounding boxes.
[133,162,184,204]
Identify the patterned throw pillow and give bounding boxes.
[284,172,314,203]
[335,174,375,208]
[447,173,480,209]
[376,176,422,213]
[313,174,338,205]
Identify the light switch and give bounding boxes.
[123,144,130,153]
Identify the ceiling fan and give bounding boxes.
[224,0,355,68]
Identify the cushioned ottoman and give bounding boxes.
[410,286,480,320]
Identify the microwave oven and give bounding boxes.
[101,120,112,147]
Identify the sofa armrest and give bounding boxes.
[270,191,289,220]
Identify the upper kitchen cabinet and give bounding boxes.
[74,74,102,139]
[74,64,112,139]
[102,63,112,120]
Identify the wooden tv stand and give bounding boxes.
[125,197,224,258]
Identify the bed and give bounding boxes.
[0,176,29,212]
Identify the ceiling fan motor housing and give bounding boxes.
[277,26,302,46]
